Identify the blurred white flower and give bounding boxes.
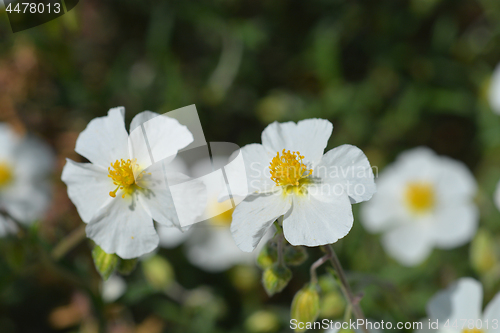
[228,119,376,252]
[421,278,500,333]
[158,156,271,272]
[361,147,478,266]
[101,274,127,303]
[493,180,500,213]
[0,123,54,235]
[62,107,206,259]
[488,63,500,114]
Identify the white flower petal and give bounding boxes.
[261,118,333,165]
[432,202,478,249]
[381,223,433,266]
[86,194,158,259]
[157,224,191,248]
[427,278,482,322]
[494,180,500,212]
[230,193,291,252]
[1,181,52,224]
[434,156,477,201]
[101,275,127,303]
[283,188,353,247]
[0,215,18,237]
[13,136,55,180]
[75,107,130,168]
[128,111,193,171]
[317,144,376,204]
[488,63,500,115]
[0,123,19,160]
[483,292,500,333]
[61,159,114,223]
[137,163,207,227]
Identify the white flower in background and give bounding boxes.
[101,274,127,303]
[228,119,376,252]
[421,278,500,333]
[62,107,206,259]
[361,147,478,266]
[158,156,272,272]
[488,63,500,114]
[493,181,500,213]
[0,123,54,235]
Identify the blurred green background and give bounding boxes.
[2,0,500,332]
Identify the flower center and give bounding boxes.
[108,159,144,198]
[269,149,312,187]
[404,181,435,213]
[0,161,13,188]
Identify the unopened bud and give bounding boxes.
[285,245,308,266]
[290,284,320,332]
[92,245,119,281]
[244,310,280,333]
[470,229,497,274]
[262,263,292,296]
[118,258,138,275]
[142,255,174,290]
[257,241,278,270]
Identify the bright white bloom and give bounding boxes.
[101,274,127,303]
[488,63,500,114]
[62,107,206,259]
[158,156,271,272]
[0,123,54,235]
[420,278,500,333]
[228,119,376,252]
[361,147,478,266]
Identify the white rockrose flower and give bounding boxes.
[421,278,500,333]
[361,147,478,266]
[488,63,500,115]
[62,107,206,259]
[228,119,376,252]
[0,123,54,234]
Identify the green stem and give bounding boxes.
[51,224,87,261]
[324,245,368,333]
[275,216,285,266]
[310,254,330,285]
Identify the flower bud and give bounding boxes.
[470,229,497,274]
[290,284,320,332]
[320,290,345,318]
[285,245,308,266]
[257,241,278,270]
[142,255,174,290]
[92,245,119,281]
[262,263,292,296]
[244,310,280,333]
[117,258,138,275]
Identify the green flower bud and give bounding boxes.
[262,263,292,296]
[470,229,497,274]
[244,310,280,333]
[117,258,138,276]
[290,284,320,332]
[92,245,119,281]
[320,290,345,319]
[257,241,278,270]
[284,245,308,266]
[142,255,174,291]
[230,265,259,292]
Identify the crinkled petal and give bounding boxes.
[316,144,376,204]
[427,278,482,322]
[86,194,158,259]
[61,159,114,223]
[432,202,478,249]
[261,118,333,165]
[75,107,129,168]
[137,162,207,227]
[283,188,353,246]
[230,193,291,252]
[128,111,193,173]
[483,292,500,333]
[381,223,433,266]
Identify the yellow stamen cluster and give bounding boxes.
[0,162,13,188]
[108,159,142,198]
[404,181,435,214]
[269,149,312,187]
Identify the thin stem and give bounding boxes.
[310,254,330,285]
[276,216,284,266]
[324,245,368,333]
[51,224,87,261]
